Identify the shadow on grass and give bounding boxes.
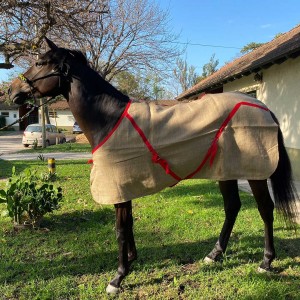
[43,208,116,231]
[1,206,299,286]
[0,170,298,288]
[161,181,220,199]
[2,235,299,285]
[160,181,258,210]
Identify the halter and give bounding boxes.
[18,59,70,91]
[18,70,59,110]
[0,61,69,131]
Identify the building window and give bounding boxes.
[1,112,9,117]
[13,113,17,118]
[49,111,58,118]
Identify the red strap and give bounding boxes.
[92,100,269,184]
[92,101,132,153]
[125,113,182,181]
[185,101,269,179]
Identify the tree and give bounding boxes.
[240,42,264,54]
[82,0,181,81]
[274,33,283,39]
[201,54,219,78]
[194,53,219,83]
[1,0,180,84]
[173,58,198,92]
[115,70,166,100]
[115,71,140,97]
[0,0,107,69]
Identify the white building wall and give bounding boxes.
[48,110,75,129]
[0,108,74,130]
[0,110,19,129]
[223,57,300,150]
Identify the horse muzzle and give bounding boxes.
[8,86,28,105]
[8,78,32,105]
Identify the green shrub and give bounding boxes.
[0,167,63,228]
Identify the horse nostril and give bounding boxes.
[7,87,12,95]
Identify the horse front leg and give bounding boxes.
[106,200,137,294]
[126,201,138,265]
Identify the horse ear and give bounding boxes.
[45,37,58,51]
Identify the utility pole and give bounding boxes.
[35,24,46,148]
[41,99,46,148]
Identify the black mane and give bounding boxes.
[67,49,88,65]
[39,47,88,67]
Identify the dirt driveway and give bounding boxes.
[0,131,24,155]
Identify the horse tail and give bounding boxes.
[270,111,299,226]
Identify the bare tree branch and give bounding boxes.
[1,0,181,87]
[84,0,181,81]
[0,0,108,68]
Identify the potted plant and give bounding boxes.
[0,167,63,229]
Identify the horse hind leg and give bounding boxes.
[248,180,275,271]
[204,180,241,263]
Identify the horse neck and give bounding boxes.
[65,69,129,149]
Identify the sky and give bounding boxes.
[1,0,300,82]
[158,0,300,74]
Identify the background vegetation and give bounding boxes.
[0,159,299,299]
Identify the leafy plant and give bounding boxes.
[0,167,63,228]
[32,138,38,149]
[37,154,45,161]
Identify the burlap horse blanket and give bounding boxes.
[90,92,279,205]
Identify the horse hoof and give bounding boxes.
[257,266,271,273]
[204,256,215,264]
[257,267,267,273]
[106,284,120,294]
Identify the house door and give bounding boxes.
[19,104,39,130]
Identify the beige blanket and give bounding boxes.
[90,92,279,205]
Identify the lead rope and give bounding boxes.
[1,57,71,131]
[0,97,55,131]
[0,72,57,131]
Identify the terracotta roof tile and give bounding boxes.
[0,98,70,111]
[177,24,300,100]
[48,100,69,110]
[0,98,19,110]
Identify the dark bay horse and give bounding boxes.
[8,38,299,294]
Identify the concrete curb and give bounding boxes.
[0,152,91,161]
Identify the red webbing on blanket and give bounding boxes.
[185,101,269,179]
[92,100,132,154]
[125,113,182,181]
[91,100,269,183]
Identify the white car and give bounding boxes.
[72,121,83,134]
[22,123,66,147]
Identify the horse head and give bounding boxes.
[8,37,86,105]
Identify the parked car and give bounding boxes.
[22,123,66,147]
[72,121,83,134]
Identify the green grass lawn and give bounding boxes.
[0,159,299,299]
[18,142,92,153]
